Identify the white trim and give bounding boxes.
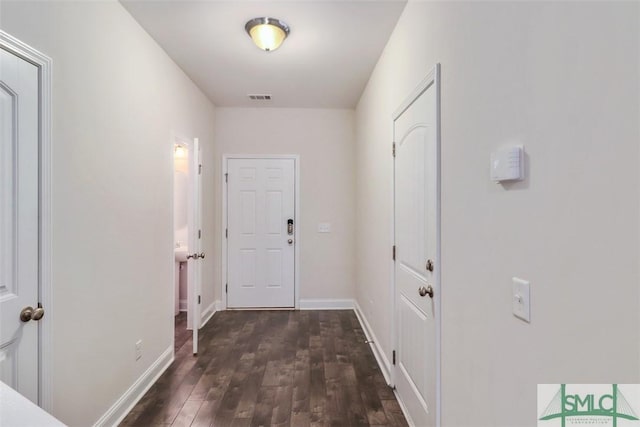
[393,387,416,427]
[93,346,173,427]
[191,138,202,355]
[353,301,391,384]
[179,299,188,312]
[170,134,176,356]
[221,154,301,310]
[199,300,219,327]
[391,63,442,427]
[389,76,397,389]
[350,305,413,426]
[299,298,354,310]
[392,66,438,121]
[0,30,53,412]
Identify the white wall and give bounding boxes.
[0,2,216,425]
[355,1,640,426]
[213,108,356,305]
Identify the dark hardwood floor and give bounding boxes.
[121,310,408,427]
[174,312,190,353]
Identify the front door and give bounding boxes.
[226,158,295,308]
[0,45,40,402]
[393,65,441,426]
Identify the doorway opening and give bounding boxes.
[173,136,202,355]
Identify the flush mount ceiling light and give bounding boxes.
[174,144,186,159]
[245,17,290,52]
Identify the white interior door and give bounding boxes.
[227,158,295,308]
[188,138,202,355]
[0,47,40,402]
[393,65,440,426]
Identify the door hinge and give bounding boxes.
[198,229,201,239]
[392,142,396,157]
[392,350,396,365]
[225,228,228,238]
[199,164,202,175]
[225,284,228,293]
[198,295,201,304]
[225,173,228,183]
[392,245,396,261]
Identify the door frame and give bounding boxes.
[390,63,441,426]
[0,31,53,411]
[221,154,301,310]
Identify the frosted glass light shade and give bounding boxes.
[174,144,186,158]
[245,18,290,52]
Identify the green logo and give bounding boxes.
[539,384,639,426]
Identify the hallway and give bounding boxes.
[121,310,408,427]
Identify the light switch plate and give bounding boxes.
[512,277,530,322]
[318,223,331,233]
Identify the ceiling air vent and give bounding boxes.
[248,94,272,100]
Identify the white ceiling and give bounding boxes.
[120,0,407,108]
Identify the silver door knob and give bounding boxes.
[20,306,34,322]
[199,253,205,259]
[287,239,293,245]
[418,285,434,298]
[32,304,45,321]
[20,304,44,322]
[187,253,198,259]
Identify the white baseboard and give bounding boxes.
[353,300,392,384]
[93,346,173,427]
[393,386,416,427]
[179,299,187,311]
[299,298,354,310]
[199,300,221,328]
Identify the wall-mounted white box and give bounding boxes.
[317,223,331,233]
[491,145,524,182]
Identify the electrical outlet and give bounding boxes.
[135,340,142,361]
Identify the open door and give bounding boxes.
[0,39,40,403]
[187,138,203,355]
[392,64,441,426]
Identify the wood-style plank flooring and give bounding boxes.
[121,310,408,427]
[174,312,190,353]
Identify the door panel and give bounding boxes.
[227,158,295,308]
[0,47,40,402]
[394,69,439,426]
[188,138,202,355]
[240,249,257,288]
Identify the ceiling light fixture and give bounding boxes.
[174,144,186,159]
[245,17,290,52]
